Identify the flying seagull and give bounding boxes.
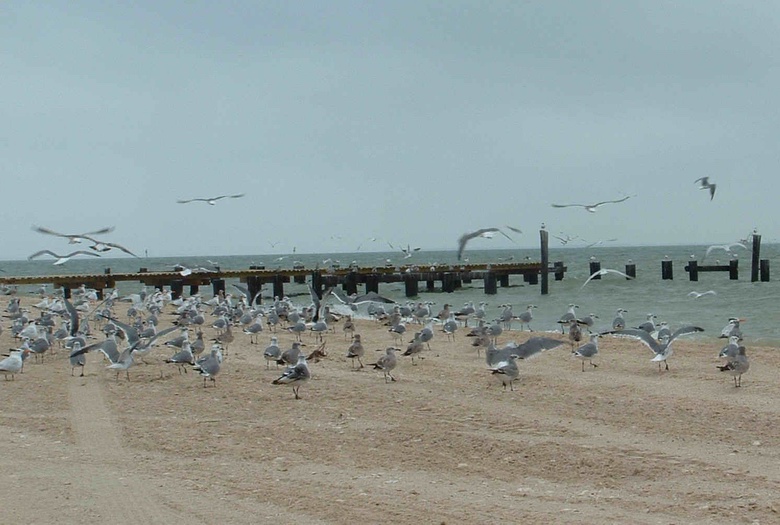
[694,177,716,200]
[177,193,245,205]
[551,195,632,213]
[704,242,745,261]
[84,239,139,258]
[27,250,101,265]
[31,225,115,244]
[580,268,634,289]
[457,227,514,260]
[688,290,717,298]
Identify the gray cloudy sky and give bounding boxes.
[2,1,778,260]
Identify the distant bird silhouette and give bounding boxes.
[177,193,245,205]
[694,177,716,200]
[551,195,632,213]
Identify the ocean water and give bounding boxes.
[2,242,779,345]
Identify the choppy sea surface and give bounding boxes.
[2,243,779,345]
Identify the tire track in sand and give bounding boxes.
[68,378,186,524]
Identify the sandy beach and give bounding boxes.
[2,295,779,524]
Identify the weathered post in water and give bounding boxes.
[404,274,419,297]
[729,259,739,280]
[540,229,549,295]
[687,260,699,281]
[760,259,770,281]
[625,260,636,279]
[751,234,761,282]
[661,258,673,280]
[588,259,602,279]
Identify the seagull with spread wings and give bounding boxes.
[580,268,634,289]
[32,225,115,244]
[28,250,101,265]
[177,193,245,205]
[457,227,514,260]
[551,195,632,212]
[694,177,716,200]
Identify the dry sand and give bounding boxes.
[2,296,779,524]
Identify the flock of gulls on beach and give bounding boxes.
[2,177,753,395]
[0,273,750,398]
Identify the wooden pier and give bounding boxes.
[0,261,568,301]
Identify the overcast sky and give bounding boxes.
[2,1,777,260]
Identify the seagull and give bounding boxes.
[176,193,245,205]
[688,290,717,299]
[717,345,749,387]
[580,268,634,289]
[515,305,537,332]
[84,239,139,258]
[485,337,566,368]
[550,195,632,213]
[608,325,705,371]
[573,334,600,371]
[0,348,30,380]
[346,334,365,369]
[611,308,628,331]
[557,304,579,333]
[719,317,744,340]
[456,228,514,260]
[27,250,101,265]
[368,347,399,383]
[31,225,115,244]
[193,345,222,387]
[272,353,311,399]
[694,177,716,200]
[263,337,282,369]
[704,242,746,261]
[489,354,520,391]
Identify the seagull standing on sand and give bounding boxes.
[0,348,30,380]
[272,353,311,399]
[557,304,579,333]
[346,334,365,369]
[717,345,749,387]
[489,354,520,391]
[193,345,222,387]
[573,334,600,372]
[516,305,537,332]
[694,177,717,200]
[369,347,398,383]
[263,337,281,369]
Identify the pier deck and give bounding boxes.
[0,261,567,300]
